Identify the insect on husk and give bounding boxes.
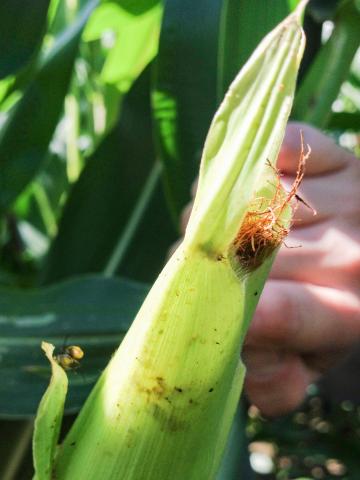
[231,131,312,274]
[54,344,84,371]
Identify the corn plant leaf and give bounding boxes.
[109,0,159,16]
[43,68,176,285]
[0,0,50,79]
[0,0,98,211]
[293,0,360,127]
[33,342,68,480]
[328,111,360,130]
[0,275,148,418]
[84,1,162,93]
[218,0,294,96]
[306,0,340,22]
[43,0,169,284]
[152,0,223,223]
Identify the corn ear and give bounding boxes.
[38,3,307,479]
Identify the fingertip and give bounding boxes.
[245,355,316,417]
[191,178,199,198]
[167,239,182,260]
[180,202,193,234]
[278,122,350,176]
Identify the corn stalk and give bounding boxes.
[33,2,308,479]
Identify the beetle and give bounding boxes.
[54,344,84,371]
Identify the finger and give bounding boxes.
[278,122,353,176]
[191,178,198,198]
[180,202,193,235]
[281,156,360,226]
[271,224,360,287]
[243,350,318,417]
[167,239,182,260]
[245,280,360,351]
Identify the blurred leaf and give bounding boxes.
[0,274,148,418]
[109,0,159,16]
[85,3,123,38]
[42,72,154,282]
[0,0,98,211]
[293,0,360,127]
[307,0,340,22]
[0,76,15,106]
[0,0,50,79]
[116,170,178,283]
[84,2,162,93]
[43,68,176,284]
[327,111,360,130]
[0,420,33,480]
[48,0,61,27]
[33,342,68,480]
[287,0,300,10]
[14,152,68,240]
[152,0,223,222]
[349,71,360,89]
[218,0,291,96]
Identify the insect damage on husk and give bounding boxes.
[231,132,313,275]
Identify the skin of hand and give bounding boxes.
[180,121,360,417]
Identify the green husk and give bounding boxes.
[34,3,308,479]
[33,342,68,480]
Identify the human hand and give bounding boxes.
[179,122,360,417]
[243,122,360,416]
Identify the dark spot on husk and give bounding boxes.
[136,376,169,403]
[152,403,187,432]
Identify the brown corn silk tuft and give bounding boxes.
[232,132,311,274]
